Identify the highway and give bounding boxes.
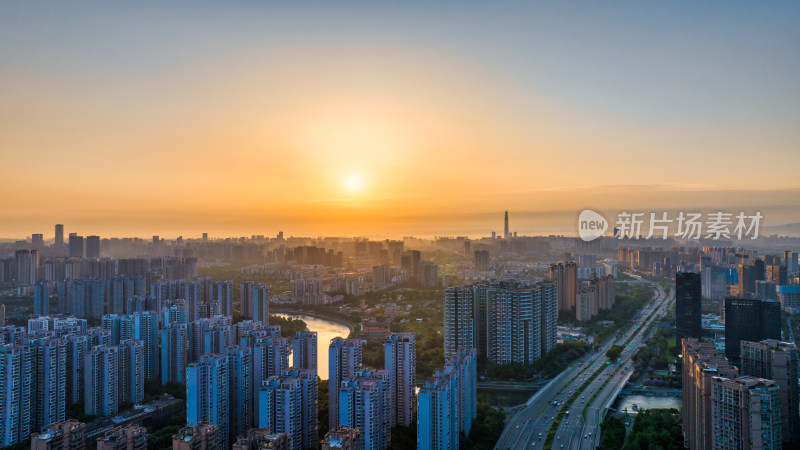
[495,280,675,449]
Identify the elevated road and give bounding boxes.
[495,280,675,449]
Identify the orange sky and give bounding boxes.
[2,3,799,239]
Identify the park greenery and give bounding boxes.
[268,314,308,337]
[483,340,594,380]
[632,326,677,376]
[459,402,507,449]
[598,414,627,450]
[622,409,683,450]
[606,345,623,361]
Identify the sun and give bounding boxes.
[345,175,363,191]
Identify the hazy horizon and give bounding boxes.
[2,2,799,239]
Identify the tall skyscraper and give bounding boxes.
[676,272,702,356]
[724,297,781,362]
[739,340,800,445]
[187,354,230,447]
[503,210,509,239]
[711,376,781,449]
[68,235,84,259]
[384,333,416,427]
[292,331,317,373]
[54,224,64,253]
[328,338,364,429]
[240,282,270,323]
[85,235,100,258]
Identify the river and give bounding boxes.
[273,313,352,381]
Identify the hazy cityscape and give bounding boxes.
[2,2,800,450]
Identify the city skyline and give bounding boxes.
[2,2,800,238]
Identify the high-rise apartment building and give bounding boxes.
[766,264,787,286]
[676,272,702,356]
[292,331,317,373]
[549,262,577,312]
[187,354,230,447]
[14,249,38,285]
[739,340,800,445]
[240,282,270,323]
[253,335,290,428]
[417,261,438,289]
[119,339,145,405]
[328,338,364,429]
[338,367,391,450]
[161,323,189,384]
[258,376,302,450]
[34,281,49,316]
[444,280,557,366]
[133,311,159,379]
[33,338,67,429]
[724,297,781,362]
[84,345,120,417]
[682,338,740,450]
[226,346,253,443]
[473,250,490,271]
[417,348,477,450]
[65,334,89,406]
[0,344,35,446]
[211,280,234,317]
[384,333,416,427]
[284,367,318,450]
[711,376,781,450]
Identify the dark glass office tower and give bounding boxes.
[676,272,702,356]
[724,297,781,362]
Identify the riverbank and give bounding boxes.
[271,307,355,336]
